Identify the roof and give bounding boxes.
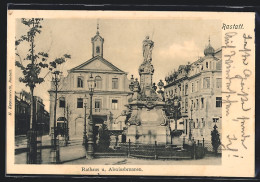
[69,55,126,74]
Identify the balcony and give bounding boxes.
[93,108,109,115]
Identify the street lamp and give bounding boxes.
[86,73,96,159]
[83,94,88,146]
[50,70,62,164]
[189,105,193,140]
[157,79,164,100]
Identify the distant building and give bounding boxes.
[164,39,222,141]
[15,90,50,135]
[48,26,130,140]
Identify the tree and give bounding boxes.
[15,18,71,164]
[211,124,221,155]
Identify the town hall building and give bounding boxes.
[48,26,130,140]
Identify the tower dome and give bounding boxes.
[204,37,215,56]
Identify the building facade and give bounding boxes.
[15,90,50,135]
[164,40,222,141]
[48,27,130,140]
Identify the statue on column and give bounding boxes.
[143,36,154,63]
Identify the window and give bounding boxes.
[203,77,210,89]
[201,98,204,109]
[174,88,177,93]
[95,99,101,112]
[213,118,219,123]
[206,62,209,68]
[95,76,102,89]
[185,119,188,134]
[216,61,222,70]
[111,99,118,110]
[191,83,194,92]
[196,80,199,91]
[196,99,199,110]
[77,77,84,88]
[112,78,119,89]
[197,119,200,128]
[59,97,65,108]
[96,46,100,53]
[216,78,222,88]
[185,98,188,112]
[216,97,222,107]
[185,84,188,95]
[77,98,83,108]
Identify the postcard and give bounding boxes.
[6,10,255,177]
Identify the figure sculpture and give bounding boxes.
[143,36,154,62]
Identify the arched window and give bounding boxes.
[77,77,83,88]
[95,76,102,89]
[206,62,209,69]
[96,46,100,54]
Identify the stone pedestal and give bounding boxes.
[126,106,171,145]
[125,36,171,145]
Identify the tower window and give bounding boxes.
[77,77,84,88]
[96,46,100,54]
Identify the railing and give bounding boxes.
[203,140,222,154]
[97,138,207,160]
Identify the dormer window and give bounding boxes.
[77,77,84,88]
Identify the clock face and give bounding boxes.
[95,61,101,67]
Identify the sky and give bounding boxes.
[15,18,221,112]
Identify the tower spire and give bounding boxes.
[97,19,100,34]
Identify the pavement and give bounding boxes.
[15,135,86,164]
[15,135,221,165]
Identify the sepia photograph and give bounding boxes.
[7,10,255,176]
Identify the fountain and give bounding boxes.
[125,36,171,144]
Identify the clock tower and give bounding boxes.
[91,23,104,58]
